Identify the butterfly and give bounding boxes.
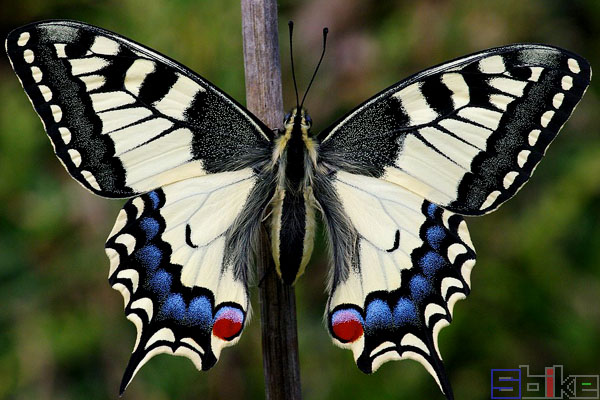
[6,20,591,399]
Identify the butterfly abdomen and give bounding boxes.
[270,188,316,284]
[269,108,318,284]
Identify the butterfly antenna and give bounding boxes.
[289,21,300,109]
[300,27,328,108]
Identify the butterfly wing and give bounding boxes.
[5,20,273,197]
[318,45,591,215]
[6,21,276,392]
[315,172,475,399]
[106,168,274,393]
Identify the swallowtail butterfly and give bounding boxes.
[6,20,591,399]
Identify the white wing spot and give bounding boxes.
[552,92,564,109]
[180,338,205,356]
[125,59,156,96]
[424,303,447,327]
[447,292,466,317]
[503,171,519,189]
[461,259,475,288]
[541,110,554,128]
[153,74,204,120]
[431,319,450,360]
[115,233,137,255]
[81,170,101,191]
[400,334,430,355]
[69,57,109,76]
[117,269,140,293]
[90,36,120,55]
[105,247,121,278]
[110,118,173,155]
[561,76,573,91]
[480,190,501,210]
[99,107,153,134]
[457,220,473,249]
[91,91,136,113]
[50,105,62,122]
[489,94,514,111]
[478,55,505,74]
[146,328,176,349]
[68,149,82,167]
[31,66,42,83]
[131,298,154,321]
[59,127,72,144]
[488,77,527,97]
[441,73,469,109]
[393,82,438,125]
[528,129,541,146]
[38,85,52,101]
[517,149,531,168]
[457,107,502,130]
[568,58,581,74]
[446,242,468,265]
[438,118,490,150]
[441,276,463,298]
[113,283,131,310]
[528,67,543,82]
[17,32,30,46]
[23,49,34,63]
[54,44,67,58]
[79,74,106,92]
[131,197,145,219]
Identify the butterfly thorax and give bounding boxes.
[269,107,318,284]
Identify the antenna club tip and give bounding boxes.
[288,20,294,27]
[323,27,329,34]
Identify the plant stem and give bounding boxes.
[240,1,302,399]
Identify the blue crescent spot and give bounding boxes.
[427,203,438,219]
[161,293,186,320]
[139,217,160,241]
[426,225,445,250]
[365,299,392,332]
[393,298,419,326]
[188,296,213,329]
[419,251,447,277]
[331,308,364,325]
[410,274,432,301]
[148,268,172,298]
[147,191,160,209]
[214,306,244,324]
[136,245,162,271]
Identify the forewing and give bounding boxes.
[105,169,273,393]
[318,45,591,215]
[317,172,475,399]
[5,20,272,197]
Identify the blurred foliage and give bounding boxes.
[1,0,599,399]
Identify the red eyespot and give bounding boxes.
[212,307,244,340]
[331,309,364,343]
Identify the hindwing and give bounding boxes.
[316,172,475,399]
[105,169,273,393]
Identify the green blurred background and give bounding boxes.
[1,1,599,399]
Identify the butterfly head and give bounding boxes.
[283,107,312,134]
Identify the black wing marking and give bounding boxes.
[5,20,273,198]
[318,44,591,215]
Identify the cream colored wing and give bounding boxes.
[319,172,475,399]
[105,168,272,393]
